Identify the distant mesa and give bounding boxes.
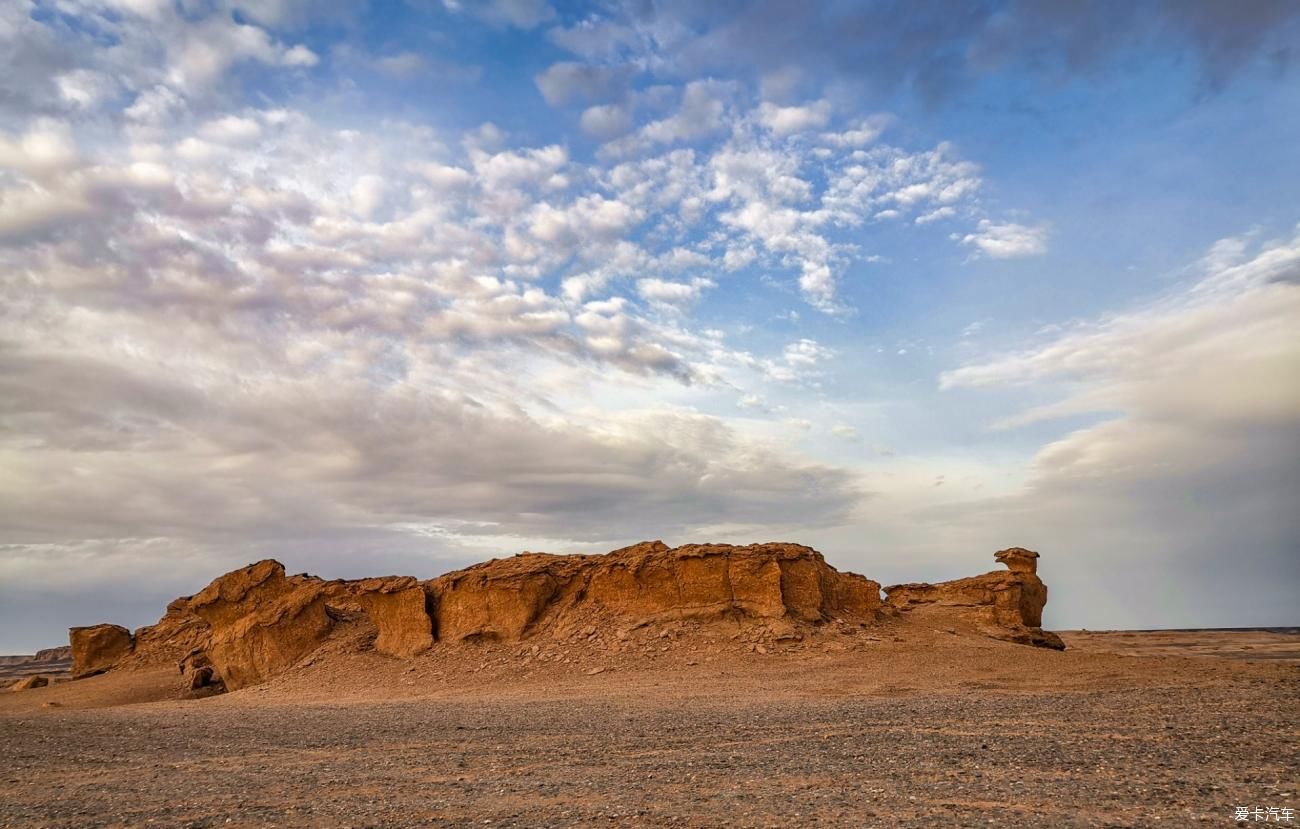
[62,542,1065,694]
[0,645,72,691]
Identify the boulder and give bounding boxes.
[884,547,1065,650]
[11,675,49,691]
[188,665,216,691]
[69,623,134,677]
[178,647,224,692]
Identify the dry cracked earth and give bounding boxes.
[2,627,1297,828]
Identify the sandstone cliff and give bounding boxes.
[68,542,1064,691]
[427,541,881,643]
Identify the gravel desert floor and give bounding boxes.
[2,625,1297,829]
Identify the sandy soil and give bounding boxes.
[2,623,1296,828]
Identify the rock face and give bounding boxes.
[75,541,1066,692]
[124,596,211,670]
[352,577,434,659]
[185,560,341,692]
[70,624,135,677]
[884,547,1065,650]
[429,542,881,642]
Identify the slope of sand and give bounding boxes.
[2,622,1296,828]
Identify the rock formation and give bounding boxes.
[428,542,880,643]
[70,624,135,677]
[351,577,434,658]
[883,547,1065,650]
[69,541,1066,692]
[183,559,340,691]
[11,675,49,691]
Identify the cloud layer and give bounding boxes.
[0,0,1296,649]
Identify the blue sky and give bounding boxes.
[1,0,1297,650]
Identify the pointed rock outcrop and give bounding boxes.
[884,547,1065,650]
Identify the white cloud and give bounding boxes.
[0,120,81,178]
[411,161,474,190]
[959,219,1049,258]
[756,100,832,136]
[198,115,262,145]
[472,144,568,190]
[783,338,833,367]
[636,276,715,308]
[580,104,633,139]
[602,80,735,158]
[527,194,642,246]
[547,17,641,61]
[916,205,956,224]
[830,423,861,441]
[445,0,555,28]
[281,44,319,67]
[375,52,427,76]
[759,65,804,104]
[350,174,387,219]
[55,69,116,109]
[819,115,892,148]
[535,62,630,106]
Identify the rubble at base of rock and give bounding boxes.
[68,542,1067,691]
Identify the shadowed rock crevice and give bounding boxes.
[67,543,1065,691]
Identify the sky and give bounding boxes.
[1,0,1298,651]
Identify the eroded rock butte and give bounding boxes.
[69,542,1064,691]
[884,547,1066,650]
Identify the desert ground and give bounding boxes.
[2,623,1296,829]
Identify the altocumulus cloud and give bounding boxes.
[1,1,954,644]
